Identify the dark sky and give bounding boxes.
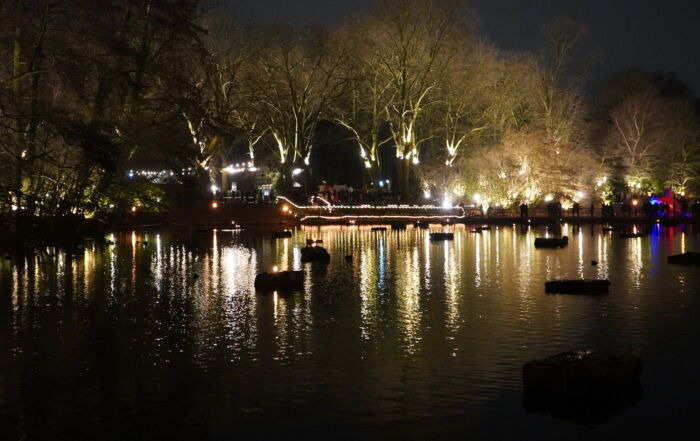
[222,0,700,94]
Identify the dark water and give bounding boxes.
[1,224,699,440]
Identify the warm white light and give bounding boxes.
[210,185,218,194]
[544,194,554,202]
[442,195,452,209]
[473,193,482,203]
[292,168,303,176]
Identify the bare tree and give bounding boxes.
[362,0,471,195]
[250,25,347,173]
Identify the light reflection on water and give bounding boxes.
[1,224,699,440]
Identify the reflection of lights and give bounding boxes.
[292,168,303,176]
[423,190,431,199]
[210,184,218,194]
[473,193,482,203]
[544,194,554,202]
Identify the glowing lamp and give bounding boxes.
[131,206,137,213]
[272,265,279,273]
[282,205,290,213]
[211,201,219,209]
[441,196,452,209]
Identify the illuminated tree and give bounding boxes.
[249,24,347,171]
[360,0,471,195]
[331,23,393,184]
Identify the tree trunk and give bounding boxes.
[396,158,410,198]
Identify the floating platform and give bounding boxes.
[301,246,331,262]
[430,232,454,241]
[534,237,569,248]
[254,270,304,292]
[667,252,700,265]
[523,350,642,396]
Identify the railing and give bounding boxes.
[277,196,465,222]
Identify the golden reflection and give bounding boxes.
[359,244,379,340]
[396,245,421,353]
[279,238,289,271]
[444,237,461,332]
[628,237,643,288]
[681,231,686,254]
[474,232,481,288]
[577,228,584,278]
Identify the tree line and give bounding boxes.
[2,0,699,218]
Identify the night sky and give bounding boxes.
[222,0,700,94]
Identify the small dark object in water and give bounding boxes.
[314,239,323,244]
[254,270,304,291]
[306,238,314,246]
[193,273,199,279]
[142,240,149,245]
[602,226,615,232]
[271,230,292,239]
[476,225,491,231]
[591,260,598,266]
[619,232,646,238]
[545,279,610,294]
[344,255,353,262]
[430,232,454,241]
[301,246,331,262]
[667,252,700,265]
[390,222,407,230]
[534,236,569,248]
[418,222,430,229]
[522,350,642,396]
[105,240,115,246]
[371,227,386,232]
[2,254,11,260]
[469,229,481,234]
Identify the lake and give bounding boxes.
[1,223,698,440]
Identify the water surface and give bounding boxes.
[1,224,699,440]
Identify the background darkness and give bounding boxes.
[220,0,700,94]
